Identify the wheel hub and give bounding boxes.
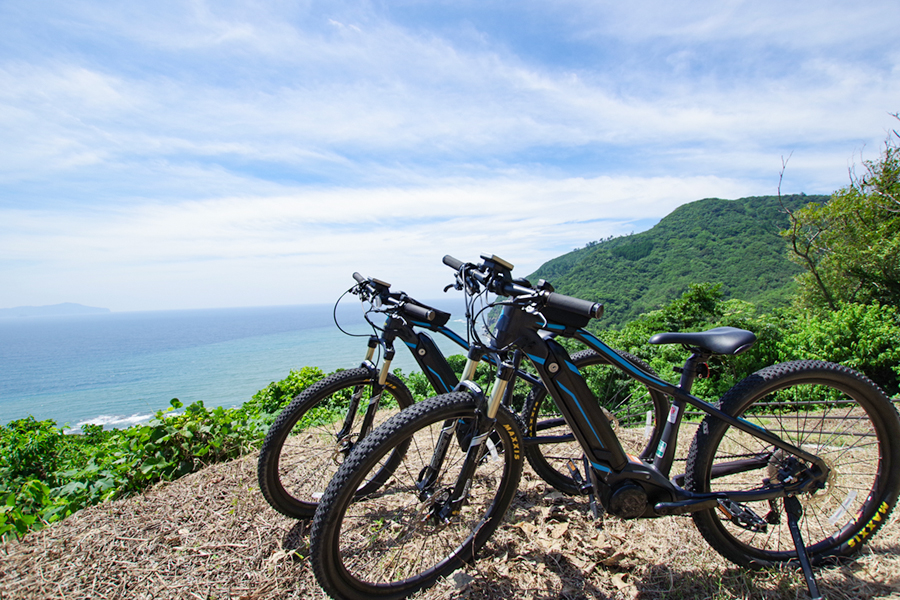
[331,434,356,465]
[767,449,835,503]
[800,447,838,506]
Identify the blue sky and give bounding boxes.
[1,1,898,311]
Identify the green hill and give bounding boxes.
[528,194,824,328]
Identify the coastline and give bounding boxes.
[0,300,468,428]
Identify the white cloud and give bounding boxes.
[566,0,898,49]
[0,0,898,309]
[3,50,894,198]
[0,173,755,309]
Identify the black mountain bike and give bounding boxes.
[309,254,900,600]
[258,271,667,518]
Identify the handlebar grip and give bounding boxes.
[545,292,604,319]
[352,272,366,284]
[442,255,464,270]
[401,302,436,322]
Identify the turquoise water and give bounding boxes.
[0,300,468,429]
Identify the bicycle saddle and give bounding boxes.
[648,326,756,355]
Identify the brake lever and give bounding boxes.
[510,290,544,307]
[351,284,373,304]
[508,291,551,328]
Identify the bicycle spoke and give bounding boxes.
[687,361,899,567]
[312,393,522,596]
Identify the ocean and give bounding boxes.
[0,299,469,430]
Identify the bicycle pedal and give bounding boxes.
[566,459,597,499]
[717,498,767,532]
[565,459,586,485]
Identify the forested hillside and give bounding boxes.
[529,194,824,328]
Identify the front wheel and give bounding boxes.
[686,360,900,567]
[257,368,415,519]
[310,392,524,600]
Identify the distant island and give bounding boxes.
[0,302,111,318]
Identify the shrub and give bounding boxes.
[0,366,329,541]
[778,302,900,394]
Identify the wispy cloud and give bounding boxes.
[0,174,758,309]
[1,0,897,309]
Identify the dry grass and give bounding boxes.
[2,442,899,600]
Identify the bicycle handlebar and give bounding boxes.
[400,302,436,322]
[444,253,603,322]
[442,255,465,270]
[350,272,443,324]
[545,292,604,319]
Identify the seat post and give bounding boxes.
[652,350,709,477]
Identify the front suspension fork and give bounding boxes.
[336,337,394,444]
[420,360,514,522]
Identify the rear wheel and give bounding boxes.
[523,349,668,495]
[258,368,414,518]
[310,392,524,600]
[686,360,900,566]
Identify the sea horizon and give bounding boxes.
[0,298,469,430]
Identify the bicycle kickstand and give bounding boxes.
[784,495,824,600]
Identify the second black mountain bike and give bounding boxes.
[258,271,668,518]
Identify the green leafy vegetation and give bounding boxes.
[5,139,899,542]
[595,283,900,403]
[782,122,900,310]
[0,366,326,541]
[529,194,821,328]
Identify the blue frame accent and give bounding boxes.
[526,353,546,365]
[433,325,468,349]
[558,380,605,449]
[590,461,611,473]
[427,365,452,393]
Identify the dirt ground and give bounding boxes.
[2,446,899,600]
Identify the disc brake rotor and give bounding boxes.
[766,448,836,506]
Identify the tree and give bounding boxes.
[782,116,900,309]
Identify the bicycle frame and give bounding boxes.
[400,255,838,599]
[377,310,542,394]
[462,303,831,517]
[337,306,542,448]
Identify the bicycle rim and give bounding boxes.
[259,368,413,518]
[311,392,523,600]
[687,360,900,566]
